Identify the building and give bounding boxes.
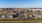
[0,8,42,19]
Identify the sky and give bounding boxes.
[0,0,42,8]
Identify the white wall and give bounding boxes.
[28,9,42,12]
[2,15,5,18]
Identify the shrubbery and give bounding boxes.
[0,18,41,21]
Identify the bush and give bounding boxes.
[0,18,41,21]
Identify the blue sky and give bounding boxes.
[0,0,42,8]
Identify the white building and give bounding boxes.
[28,9,42,12]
